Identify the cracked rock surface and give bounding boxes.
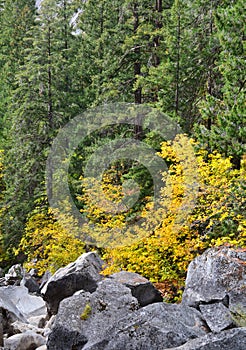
[1,248,246,349]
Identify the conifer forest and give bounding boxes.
[0,0,245,298]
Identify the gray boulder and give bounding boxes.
[5,265,25,286]
[47,279,139,350]
[20,274,39,293]
[4,265,40,293]
[36,346,47,350]
[0,309,3,346]
[27,315,47,329]
[182,246,246,307]
[8,320,43,336]
[167,327,246,350]
[109,271,162,306]
[228,285,246,326]
[85,303,207,350]
[0,286,47,334]
[4,330,45,350]
[0,286,47,324]
[199,302,234,333]
[0,289,28,324]
[47,279,207,350]
[41,252,104,315]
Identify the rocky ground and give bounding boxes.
[0,246,246,349]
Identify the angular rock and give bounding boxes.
[39,271,52,292]
[0,309,3,346]
[0,286,47,322]
[5,265,25,286]
[41,252,104,315]
[228,284,246,326]
[0,289,27,324]
[36,346,47,350]
[27,315,47,329]
[109,271,162,306]
[47,279,139,350]
[47,279,207,350]
[42,315,56,338]
[9,320,43,336]
[167,327,246,350]
[4,330,46,350]
[85,303,207,350]
[199,302,234,333]
[182,247,246,307]
[20,274,39,293]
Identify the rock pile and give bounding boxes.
[0,247,246,349]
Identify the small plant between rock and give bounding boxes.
[80,303,92,320]
[231,305,246,327]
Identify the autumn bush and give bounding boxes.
[15,135,246,301]
[0,150,7,264]
[16,205,85,275]
[101,135,246,298]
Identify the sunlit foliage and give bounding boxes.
[102,135,246,294]
[16,206,85,275]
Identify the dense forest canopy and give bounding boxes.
[0,0,245,299]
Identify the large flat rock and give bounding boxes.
[47,279,207,350]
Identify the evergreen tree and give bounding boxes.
[119,0,168,105]
[0,0,36,147]
[1,0,82,263]
[142,0,222,133]
[197,0,246,167]
[75,0,130,105]
[76,0,166,106]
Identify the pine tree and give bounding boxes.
[1,0,82,263]
[76,0,166,106]
[75,0,131,105]
[0,0,36,146]
[136,0,224,134]
[197,0,246,167]
[120,0,166,105]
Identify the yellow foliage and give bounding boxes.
[103,135,201,284]
[0,150,4,199]
[190,151,246,247]
[77,166,148,248]
[17,206,85,275]
[55,133,246,302]
[0,150,6,262]
[102,135,246,293]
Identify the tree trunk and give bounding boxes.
[175,4,181,118]
[153,0,162,67]
[133,2,142,105]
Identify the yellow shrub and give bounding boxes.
[103,135,246,291]
[16,207,85,275]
